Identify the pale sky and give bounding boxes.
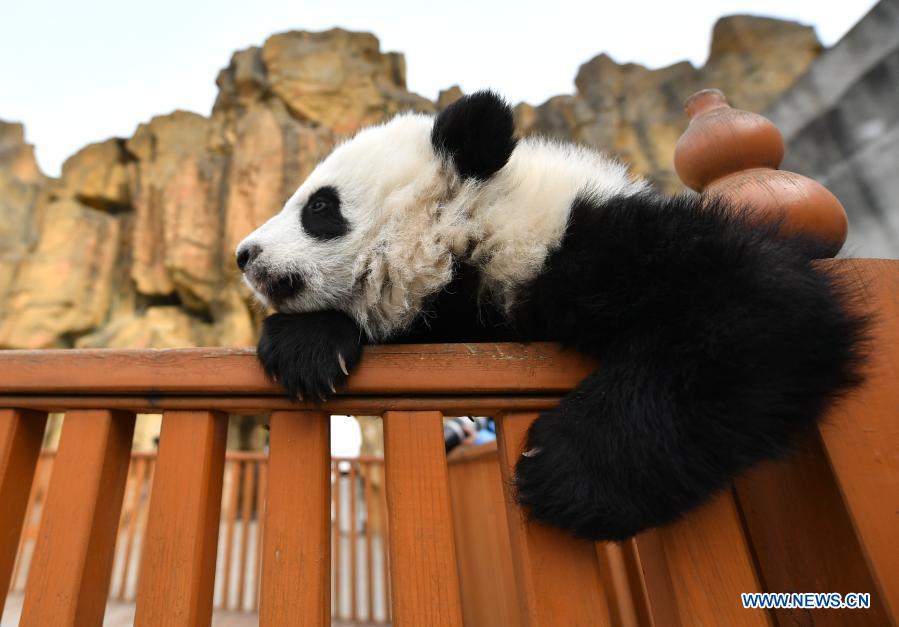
[1,0,879,176]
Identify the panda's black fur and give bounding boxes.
[248,91,867,541]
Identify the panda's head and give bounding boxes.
[236,90,516,339]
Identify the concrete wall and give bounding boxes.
[766,0,899,258]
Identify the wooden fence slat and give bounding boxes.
[382,410,463,627]
[133,458,155,598]
[333,459,343,619]
[19,409,135,626]
[631,527,681,627]
[254,459,267,612]
[259,410,331,627]
[134,410,228,627]
[817,259,899,621]
[734,434,892,625]
[0,408,47,614]
[349,461,358,621]
[495,411,612,627]
[634,490,772,626]
[595,541,653,627]
[115,457,144,600]
[9,455,48,593]
[237,459,255,611]
[446,441,524,627]
[379,462,392,623]
[362,462,375,622]
[220,459,240,608]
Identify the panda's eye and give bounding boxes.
[301,186,348,241]
[310,198,331,213]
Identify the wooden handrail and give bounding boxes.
[0,342,595,396]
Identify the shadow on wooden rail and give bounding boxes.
[0,258,897,626]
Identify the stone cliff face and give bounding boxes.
[0,17,822,349]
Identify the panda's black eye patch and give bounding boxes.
[301,186,348,240]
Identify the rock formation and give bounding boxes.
[0,17,823,349]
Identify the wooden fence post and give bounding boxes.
[258,410,331,627]
[134,410,228,627]
[0,409,47,616]
[20,410,135,626]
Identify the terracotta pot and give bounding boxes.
[704,169,848,257]
[675,89,785,192]
[675,89,848,257]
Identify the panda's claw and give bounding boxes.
[337,353,349,376]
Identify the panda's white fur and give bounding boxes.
[239,112,645,339]
[238,91,865,543]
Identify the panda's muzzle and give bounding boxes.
[236,243,305,304]
[245,267,306,305]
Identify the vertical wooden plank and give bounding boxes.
[496,412,612,627]
[132,457,155,598]
[237,459,255,611]
[363,462,375,622]
[619,539,655,626]
[20,409,135,627]
[595,541,653,627]
[220,459,240,609]
[253,459,267,612]
[0,408,47,613]
[349,461,358,622]
[333,458,343,620]
[10,454,48,593]
[446,443,524,627]
[331,460,340,618]
[818,260,899,621]
[634,489,772,626]
[631,530,681,627]
[259,410,331,627]
[117,457,146,600]
[734,433,892,625]
[379,462,392,623]
[382,410,463,627]
[134,410,228,627]
[112,457,139,592]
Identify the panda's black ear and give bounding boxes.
[431,90,516,181]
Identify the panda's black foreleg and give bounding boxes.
[257,311,364,401]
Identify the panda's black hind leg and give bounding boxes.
[510,195,866,541]
[257,311,364,401]
[513,348,694,542]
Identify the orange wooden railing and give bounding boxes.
[7,450,391,623]
[0,299,897,627]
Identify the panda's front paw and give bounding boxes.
[257,311,364,401]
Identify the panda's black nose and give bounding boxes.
[236,244,261,271]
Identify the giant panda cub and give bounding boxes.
[236,91,865,541]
